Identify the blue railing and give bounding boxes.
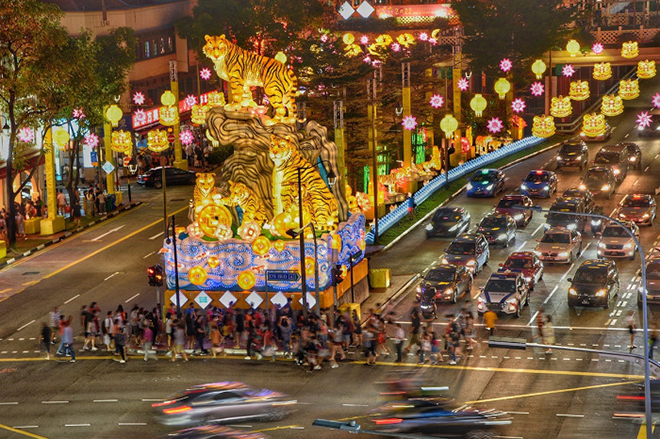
[366,136,546,244]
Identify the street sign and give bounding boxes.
[90,151,98,166]
[101,161,115,174]
[167,133,175,143]
[266,270,301,282]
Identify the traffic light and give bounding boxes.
[148,264,164,286]
[332,264,344,286]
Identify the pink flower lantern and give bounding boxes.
[429,94,444,109]
[530,82,545,96]
[200,68,212,80]
[457,77,469,91]
[18,127,34,143]
[511,98,526,113]
[133,92,145,106]
[134,109,146,125]
[562,64,575,77]
[360,35,369,45]
[402,115,417,131]
[84,133,99,149]
[419,32,428,41]
[637,111,653,128]
[653,93,660,109]
[500,58,512,72]
[592,43,604,55]
[320,34,329,43]
[185,94,197,107]
[487,117,503,134]
[180,130,195,145]
[391,42,401,52]
[73,108,85,119]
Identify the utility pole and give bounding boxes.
[368,72,379,244]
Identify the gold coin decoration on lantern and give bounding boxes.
[188,266,208,286]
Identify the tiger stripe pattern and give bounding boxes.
[218,180,269,227]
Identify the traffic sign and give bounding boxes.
[101,161,115,174]
[90,151,98,166]
[167,133,175,143]
[123,157,131,166]
[266,270,301,282]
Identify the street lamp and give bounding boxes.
[166,214,182,318]
[287,222,321,317]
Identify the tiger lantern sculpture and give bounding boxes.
[218,180,269,227]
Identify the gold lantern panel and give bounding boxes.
[110,130,132,154]
[207,91,226,107]
[600,94,624,117]
[159,105,179,126]
[531,59,546,79]
[550,95,572,118]
[582,113,607,137]
[191,104,209,125]
[618,79,640,100]
[637,60,657,79]
[147,129,169,152]
[621,41,639,59]
[470,94,487,117]
[532,115,555,138]
[569,81,590,101]
[440,114,458,138]
[593,62,612,80]
[494,78,511,99]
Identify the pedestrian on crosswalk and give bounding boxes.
[61,320,76,363]
[483,309,497,337]
[40,322,52,360]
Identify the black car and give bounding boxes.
[616,142,642,170]
[559,187,595,214]
[594,144,629,183]
[137,166,197,188]
[581,166,616,199]
[544,198,588,232]
[415,264,473,303]
[637,112,660,138]
[426,207,470,238]
[568,259,619,308]
[477,213,517,247]
[556,141,589,170]
[640,255,660,307]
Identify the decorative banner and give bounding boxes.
[593,62,612,80]
[569,80,590,101]
[147,129,169,152]
[532,115,555,138]
[618,79,640,100]
[550,96,572,118]
[621,41,639,59]
[601,94,624,116]
[470,94,487,117]
[494,78,510,99]
[582,113,607,137]
[531,59,546,79]
[511,98,526,113]
[637,60,656,79]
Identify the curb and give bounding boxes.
[0,202,143,270]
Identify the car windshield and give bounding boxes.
[471,172,493,182]
[564,189,584,198]
[447,242,475,255]
[573,268,608,284]
[480,217,507,228]
[497,199,521,208]
[622,197,651,208]
[434,210,461,222]
[485,279,516,293]
[504,258,532,269]
[647,263,660,280]
[603,226,629,237]
[595,152,619,164]
[526,173,549,183]
[541,232,570,244]
[585,170,608,184]
[561,144,583,153]
[425,269,455,282]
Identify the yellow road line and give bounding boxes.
[44,205,186,280]
[637,424,656,439]
[0,288,11,294]
[465,380,643,404]
[253,425,302,433]
[21,281,38,286]
[0,423,47,438]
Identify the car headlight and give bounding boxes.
[569,287,577,296]
[521,184,528,191]
[579,184,586,190]
[631,157,637,162]
[598,242,606,248]
[643,213,650,218]
[576,156,582,161]
[624,242,633,249]
[595,289,607,297]
[486,184,494,191]
[514,213,524,220]
[619,213,627,218]
[567,223,577,230]
[425,224,433,231]
[533,249,541,255]
[544,223,551,230]
[558,251,569,258]
[601,184,610,191]
[544,185,550,191]
[444,288,454,296]
[525,276,532,282]
[442,258,449,264]
[467,183,474,190]
[557,156,563,161]
[448,224,459,231]
[613,168,620,175]
[416,286,422,293]
[591,219,601,226]
[580,132,586,137]
[498,233,507,240]
[466,259,477,266]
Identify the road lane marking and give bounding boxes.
[16,321,34,332]
[42,401,69,404]
[0,288,11,295]
[64,294,80,304]
[342,403,370,407]
[93,399,118,403]
[149,231,164,240]
[515,240,527,252]
[142,251,155,259]
[557,414,585,418]
[125,293,140,303]
[118,423,147,426]
[91,225,126,241]
[506,411,530,415]
[253,425,303,433]
[0,402,18,405]
[141,398,163,402]
[532,224,544,237]
[542,285,560,305]
[104,272,120,281]
[637,424,656,438]
[0,424,46,439]
[65,424,90,427]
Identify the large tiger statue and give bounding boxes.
[203,35,297,125]
[218,180,269,227]
[193,173,217,208]
[269,134,338,231]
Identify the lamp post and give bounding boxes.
[167,214,182,318]
[367,74,380,244]
[288,222,320,317]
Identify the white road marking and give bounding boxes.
[556,414,584,418]
[125,293,140,303]
[42,401,69,404]
[506,411,530,415]
[149,231,165,240]
[118,423,147,426]
[93,399,118,403]
[532,224,544,237]
[65,424,91,427]
[645,166,650,172]
[0,402,18,405]
[12,426,38,429]
[515,240,528,252]
[104,272,120,281]
[142,251,156,259]
[141,399,163,402]
[633,179,639,186]
[64,294,80,304]
[91,225,126,242]
[342,403,370,407]
[542,285,560,305]
[611,319,618,326]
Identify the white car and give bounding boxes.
[597,222,639,260]
[534,227,583,264]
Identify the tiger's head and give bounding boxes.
[195,173,216,195]
[269,134,294,168]
[203,35,229,62]
[228,180,249,204]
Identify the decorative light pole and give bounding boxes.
[440,114,458,189]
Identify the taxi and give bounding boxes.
[614,194,656,226]
[534,227,583,264]
[520,170,557,198]
[467,169,506,198]
[498,252,544,290]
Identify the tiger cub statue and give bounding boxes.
[269,134,338,231]
[218,180,268,227]
[203,34,297,124]
[191,173,217,220]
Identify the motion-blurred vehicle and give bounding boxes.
[493,194,534,227]
[477,213,517,247]
[498,252,544,290]
[441,234,490,275]
[614,194,656,226]
[534,227,583,264]
[581,166,616,199]
[556,140,589,170]
[426,207,471,238]
[637,112,660,138]
[617,142,642,170]
[568,259,619,308]
[152,382,296,427]
[415,264,473,303]
[477,272,529,318]
[544,198,588,232]
[594,144,629,183]
[597,221,639,260]
[559,187,595,214]
[580,123,612,142]
[137,166,197,189]
[520,170,557,198]
[162,425,269,439]
[466,169,506,198]
[640,255,660,307]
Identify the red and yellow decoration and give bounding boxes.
[191,104,209,125]
[207,91,226,107]
[550,96,572,118]
[532,115,555,138]
[593,62,612,80]
[188,266,208,286]
[159,105,179,126]
[147,129,169,152]
[110,130,132,155]
[582,113,607,137]
[621,41,639,59]
[569,81,590,101]
[637,60,656,79]
[618,79,640,100]
[601,95,624,117]
[237,270,256,290]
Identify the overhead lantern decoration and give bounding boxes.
[511,98,526,113]
[207,91,226,108]
[566,39,580,57]
[532,115,555,138]
[593,62,612,80]
[147,129,169,152]
[191,104,209,125]
[429,94,444,109]
[397,33,415,47]
[487,117,503,134]
[440,114,458,138]
[470,94,487,117]
[457,77,470,91]
[618,79,640,100]
[53,128,70,149]
[569,80,590,101]
[531,59,547,79]
[621,41,639,59]
[342,33,355,45]
[84,133,99,149]
[111,130,132,155]
[105,104,123,127]
[562,64,576,77]
[499,58,512,72]
[653,93,660,109]
[200,68,212,80]
[402,115,417,131]
[530,82,545,96]
[592,42,604,55]
[601,94,624,116]
[637,60,656,79]
[550,95,572,118]
[160,90,176,107]
[18,127,34,143]
[582,113,607,137]
[159,105,179,126]
[637,111,653,129]
[494,78,510,99]
[375,34,393,47]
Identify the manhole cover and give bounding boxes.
[22,272,39,276]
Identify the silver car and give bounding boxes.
[534,228,583,264]
[597,222,639,260]
[615,194,656,226]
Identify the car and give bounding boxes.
[568,259,619,308]
[614,194,656,226]
[597,221,639,260]
[441,233,490,275]
[534,227,583,264]
[426,207,470,238]
[580,166,616,199]
[637,112,660,138]
[556,140,589,170]
[137,166,198,188]
[477,213,517,247]
[152,382,296,426]
[520,169,557,198]
[493,194,534,227]
[498,252,544,290]
[415,264,473,303]
[162,425,269,439]
[559,187,595,214]
[617,142,642,170]
[477,272,529,317]
[544,198,588,232]
[580,123,612,142]
[466,169,506,197]
[640,255,660,307]
[594,144,629,183]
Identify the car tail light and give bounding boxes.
[616,395,645,401]
[163,406,193,414]
[151,400,176,408]
[373,418,403,425]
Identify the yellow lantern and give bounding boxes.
[593,62,612,80]
[397,33,415,47]
[207,91,226,107]
[566,39,580,57]
[532,115,555,138]
[550,96,572,118]
[105,104,123,128]
[440,114,458,138]
[274,52,287,64]
[494,78,510,99]
[53,128,70,149]
[621,41,639,59]
[110,130,132,154]
[637,60,656,79]
[159,105,179,126]
[601,95,624,117]
[147,129,169,152]
[470,94,487,117]
[342,33,355,45]
[160,90,177,107]
[569,80,590,101]
[618,79,640,100]
[582,113,607,137]
[531,59,547,79]
[191,104,209,125]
